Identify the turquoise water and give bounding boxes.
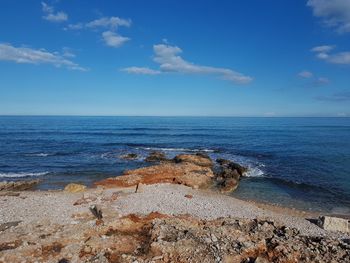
[0,116,349,214]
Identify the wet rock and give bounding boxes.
[317,216,349,233]
[120,153,138,160]
[214,159,247,193]
[64,183,87,193]
[145,151,168,162]
[216,158,248,176]
[0,180,40,191]
[220,178,239,193]
[174,153,213,167]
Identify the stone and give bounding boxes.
[64,183,86,193]
[317,216,349,233]
[145,151,168,162]
[0,180,40,191]
[220,178,239,193]
[216,158,248,176]
[174,153,213,167]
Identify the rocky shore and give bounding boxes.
[0,153,349,262]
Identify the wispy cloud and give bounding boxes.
[122,43,253,84]
[307,0,350,33]
[122,67,161,75]
[65,16,131,48]
[298,70,313,78]
[311,45,350,65]
[0,43,87,71]
[102,31,130,48]
[41,2,68,23]
[316,91,350,102]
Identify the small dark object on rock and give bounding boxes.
[185,194,193,199]
[58,258,70,263]
[135,183,139,193]
[89,205,103,220]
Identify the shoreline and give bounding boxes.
[1,153,349,262]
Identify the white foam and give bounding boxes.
[0,172,49,178]
[26,153,50,157]
[245,166,265,177]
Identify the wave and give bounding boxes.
[0,171,49,178]
[25,153,51,157]
[245,166,265,177]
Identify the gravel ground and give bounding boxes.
[0,183,348,239]
[114,183,348,238]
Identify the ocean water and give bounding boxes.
[0,116,349,215]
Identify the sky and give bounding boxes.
[0,0,349,117]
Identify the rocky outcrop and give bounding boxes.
[64,183,87,193]
[3,212,348,263]
[144,151,168,162]
[318,216,349,233]
[119,153,138,160]
[0,180,40,191]
[173,153,213,167]
[214,158,248,193]
[95,161,214,189]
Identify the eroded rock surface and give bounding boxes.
[0,180,40,192]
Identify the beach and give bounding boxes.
[0,153,349,262]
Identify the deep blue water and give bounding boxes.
[0,116,349,214]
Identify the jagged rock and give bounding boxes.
[317,216,349,233]
[64,183,86,193]
[220,178,239,193]
[216,158,248,176]
[0,180,40,191]
[95,156,214,189]
[174,153,213,167]
[144,151,168,162]
[120,153,138,160]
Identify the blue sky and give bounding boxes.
[0,0,349,116]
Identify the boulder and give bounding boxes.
[317,216,349,233]
[0,180,40,191]
[220,178,239,193]
[216,158,248,176]
[145,151,168,162]
[120,153,138,160]
[64,183,86,193]
[173,153,213,167]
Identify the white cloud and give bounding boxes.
[102,31,130,48]
[66,16,131,48]
[41,2,68,23]
[122,43,253,84]
[298,70,313,78]
[86,17,131,29]
[314,77,330,85]
[311,45,350,65]
[122,67,161,75]
[0,43,87,71]
[307,0,350,33]
[310,45,335,53]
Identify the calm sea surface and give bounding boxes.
[0,116,349,214]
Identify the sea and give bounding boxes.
[0,116,349,215]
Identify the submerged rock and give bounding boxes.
[144,151,168,162]
[216,158,248,176]
[0,180,40,191]
[64,183,86,193]
[120,153,138,160]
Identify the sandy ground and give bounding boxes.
[0,183,347,239]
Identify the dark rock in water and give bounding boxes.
[145,151,168,162]
[120,153,138,160]
[220,178,239,193]
[0,180,40,191]
[216,158,248,176]
[214,159,248,193]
